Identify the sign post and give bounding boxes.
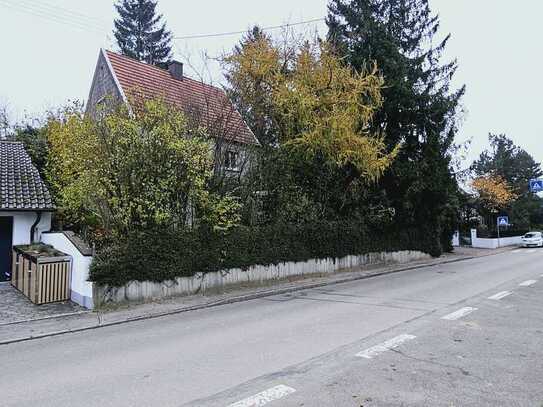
[497,216,509,248]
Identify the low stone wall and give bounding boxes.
[93,250,431,307]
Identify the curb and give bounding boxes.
[0,311,92,328]
[0,249,511,346]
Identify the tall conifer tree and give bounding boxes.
[113,0,172,65]
[327,0,465,255]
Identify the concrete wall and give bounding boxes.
[41,232,94,309]
[452,231,460,247]
[470,229,522,249]
[0,211,51,245]
[94,250,431,307]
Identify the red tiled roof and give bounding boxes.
[105,50,258,145]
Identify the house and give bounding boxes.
[0,141,54,281]
[86,49,259,175]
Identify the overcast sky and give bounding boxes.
[1,0,542,167]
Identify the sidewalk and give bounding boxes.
[0,246,513,345]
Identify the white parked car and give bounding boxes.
[521,232,543,248]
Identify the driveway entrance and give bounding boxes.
[0,283,85,325]
[0,216,13,282]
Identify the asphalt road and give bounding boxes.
[2,248,543,406]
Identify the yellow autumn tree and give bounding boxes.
[224,36,397,184]
[46,99,241,237]
[472,175,517,213]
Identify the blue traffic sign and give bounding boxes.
[530,179,543,193]
[497,216,509,227]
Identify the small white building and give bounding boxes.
[0,141,54,281]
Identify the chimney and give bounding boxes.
[168,60,184,81]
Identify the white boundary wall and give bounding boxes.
[470,229,522,249]
[41,232,94,309]
[452,231,460,247]
[94,250,431,307]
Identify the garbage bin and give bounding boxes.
[11,244,72,304]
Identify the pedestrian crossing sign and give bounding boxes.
[530,179,543,193]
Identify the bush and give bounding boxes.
[89,221,439,287]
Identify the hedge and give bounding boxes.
[89,221,442,287]
[476,228,531,239]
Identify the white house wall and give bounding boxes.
[0,211,51,246]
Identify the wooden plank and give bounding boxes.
[43,263,48,304]
[37,263,42,304]
[22,257,27,297]
[29,260,36,303]
[52,263,57,302]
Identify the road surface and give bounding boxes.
[2,248,543,406]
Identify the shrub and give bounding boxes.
[89,221,439,287]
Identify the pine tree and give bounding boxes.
[113,0,172,65]
[327,0,465,255]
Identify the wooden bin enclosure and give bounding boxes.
[11,244,72,305]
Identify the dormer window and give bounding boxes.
[224,150,240,171]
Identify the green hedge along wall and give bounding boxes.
[89,221,442,287]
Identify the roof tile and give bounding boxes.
[0,142,54,211]
[105,50,259,145]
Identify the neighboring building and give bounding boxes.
[86,49,259,175]
[0,141,54,281]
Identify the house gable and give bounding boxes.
[85,49,127,116]
[86,49,259,146]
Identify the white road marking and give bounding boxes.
[228,385,296,407]
[441,307,478,320]
[356,334,416,359]
[488,291,512,300]
[519,280,537,287]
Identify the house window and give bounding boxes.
[224,150,240,171]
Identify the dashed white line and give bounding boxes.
[488,291,513,300]
[228,385,296,407]
[356,334,416,359]
[441,307,478,320]
[519,280,537,287]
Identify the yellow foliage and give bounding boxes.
[472,175,517,212]
[224,37,397,183]
[46,99,240,235]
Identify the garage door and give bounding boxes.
[0,217,13,282]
